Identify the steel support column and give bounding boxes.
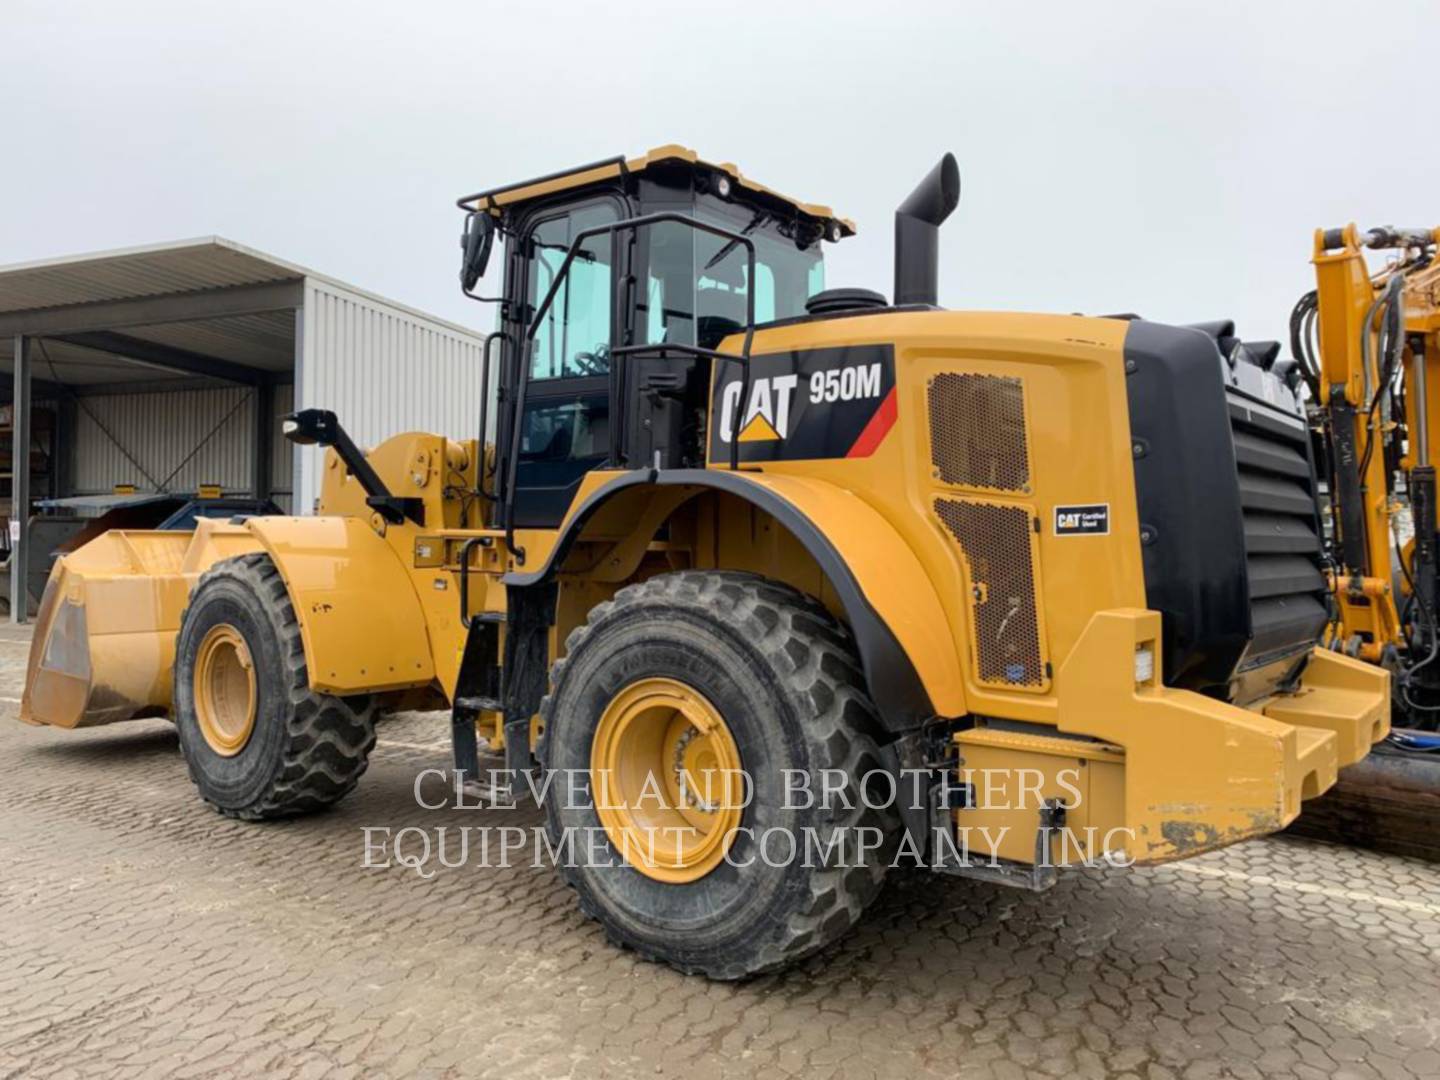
[11,334,31,623]
[53,394,77,499]
[292,306,305,513]
[253,381,274,501]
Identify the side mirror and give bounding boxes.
[460,211,495,292]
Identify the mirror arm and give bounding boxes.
[461,284,507,306]
[460,210,501,304]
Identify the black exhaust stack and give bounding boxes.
[894,153,961,307]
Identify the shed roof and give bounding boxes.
[0,237,483,392]
[0,237,300,314]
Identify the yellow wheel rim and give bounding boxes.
[591,677,744,884]
[194,624,257,757]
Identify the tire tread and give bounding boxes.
[541,570,896,979]
[177,553,377,820]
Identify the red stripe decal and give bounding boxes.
[846,386,898,458]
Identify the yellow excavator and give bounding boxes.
[1286,225,1440,857]
[21,146,1388,977]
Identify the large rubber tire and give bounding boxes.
[173,553,378,820]
[540,571,900,979]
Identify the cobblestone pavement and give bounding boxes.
[2,623,1439,1080]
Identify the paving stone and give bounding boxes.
[1,623,1437,1079]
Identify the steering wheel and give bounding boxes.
[570,344,610,377]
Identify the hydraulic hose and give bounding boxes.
[1356,275,1405,483]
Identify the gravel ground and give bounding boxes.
[2,622,1439,1080]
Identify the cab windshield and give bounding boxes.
[639,198,825,349]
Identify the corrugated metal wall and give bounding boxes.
[71,384,295,512]
[65,277,483,518]
[295,279,484,512]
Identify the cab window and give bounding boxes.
[528,202,616,379]
[638,202,824,350]
[509,198,618,528]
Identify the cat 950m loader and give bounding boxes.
[21,146,1388,978]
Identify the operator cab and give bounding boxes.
[457,146,852,533]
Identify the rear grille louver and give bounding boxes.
[1125,319,1329,696]
[1227,399,1329,666]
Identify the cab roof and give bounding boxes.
[457,144,856,236]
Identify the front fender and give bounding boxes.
[248,516,436,694]
[509,468,966,729]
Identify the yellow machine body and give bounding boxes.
[24,307,1389,867]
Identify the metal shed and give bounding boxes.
[0,237,487,621]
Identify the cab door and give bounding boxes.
[508,198,623,528]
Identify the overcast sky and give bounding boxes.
[5,1,1438,344]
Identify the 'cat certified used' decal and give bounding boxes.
[709,345,897,463]
[1054,504,1110,536]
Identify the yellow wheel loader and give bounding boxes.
[21,146,1389,978]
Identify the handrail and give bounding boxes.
[457,535,490,629]
[474,329,506,511]
[501,211,758,562]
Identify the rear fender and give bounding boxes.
[695,470,966,726]
[509,468,966,730]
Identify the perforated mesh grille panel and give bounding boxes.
[935,498,1046,688]
[928,373,1030,491]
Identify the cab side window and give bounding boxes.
[528,203,616,379]
[509,198,619,528]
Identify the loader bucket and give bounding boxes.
[21,530,196,729]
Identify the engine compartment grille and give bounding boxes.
[1227,397,1329,668]
[928,373,1031,492]
[934,498,1047,689]
[1124,319,1329,697]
